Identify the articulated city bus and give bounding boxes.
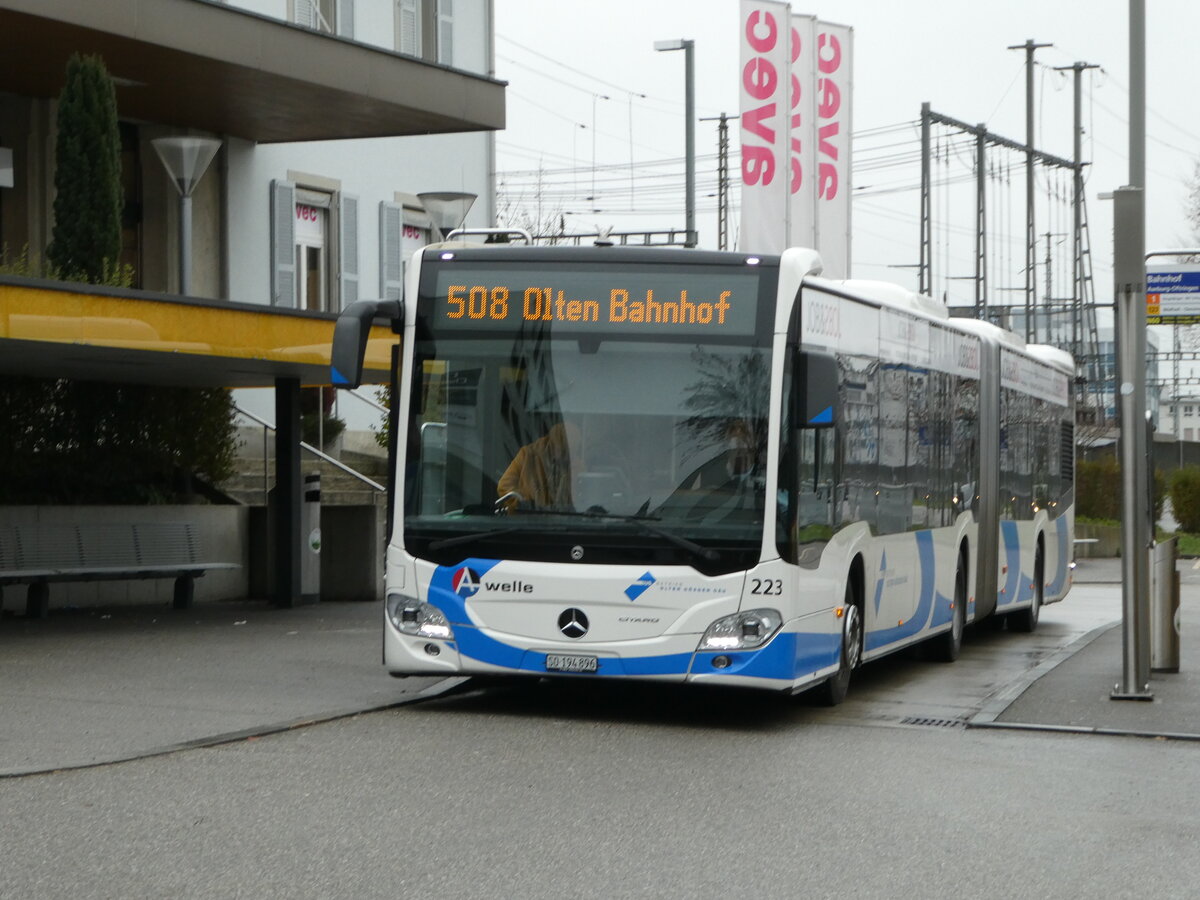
[332,242,1074,702]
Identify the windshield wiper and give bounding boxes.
[624,515,720,562]
[516,508,719,562]
[427,527,519,552]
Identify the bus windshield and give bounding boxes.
[403,256,775,573]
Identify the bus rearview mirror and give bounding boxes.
[331,299,402,389]
[795,350,837,427]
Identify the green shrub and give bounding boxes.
[1169,467,1200,533]
[1077,457,1120,520]
[1077,455,1165,524]
[0,376,236,504]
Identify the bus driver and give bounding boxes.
[497,421,584,511]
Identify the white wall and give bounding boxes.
[220,0,495,432]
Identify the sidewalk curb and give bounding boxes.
[967,621,1200,743]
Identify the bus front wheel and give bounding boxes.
[816,581,862,706]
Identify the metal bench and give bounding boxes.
[0,522,240,617]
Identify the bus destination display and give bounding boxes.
[429,267,762,337]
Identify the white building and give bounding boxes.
[0,0,504,436]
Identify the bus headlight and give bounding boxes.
[386,593,453,640]
[698,608,782,651]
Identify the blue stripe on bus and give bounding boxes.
[865,531,951,651]
[998,521,1027,608]
[425,560,839,682]
[444,624,839,682]
[1046,517,1070,596]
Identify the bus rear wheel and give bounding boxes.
[815,582,861,706]
[1010,545,1044,633]
[929,559,967,662]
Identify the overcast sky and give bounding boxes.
[493,0,1200,311]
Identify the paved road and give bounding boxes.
[4,564,1199,898]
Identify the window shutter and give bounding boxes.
[270,179,296,308]
[337,0,355,38]
[340,193,360,309]
[295,0,317,28]
[437,0,453,64]
[379,201,404,302]
[398,0,420,56]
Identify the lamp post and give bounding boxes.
[417,191,478,241]
[654,38,696,248]
[152,136,221,296]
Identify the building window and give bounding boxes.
[271,179,358,311]
[295,0,335,32]
[295,192,330,311]
[1188,428,1195,441]
[396,0,452,63]
[397,0,421,56]
[1186,405,1194,418]
[294,0,354,38]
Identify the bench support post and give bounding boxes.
[173,575,195,610]
[26,582,49,619]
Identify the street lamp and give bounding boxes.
[654,38,696,248]
[152,136,221,296]
[417,191,477,241]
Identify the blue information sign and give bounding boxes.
[1147,264,1200,324]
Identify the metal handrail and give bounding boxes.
[338,385,389,415]
[233,405,386,499]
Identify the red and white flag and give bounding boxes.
[814,20,852,277]
[738,0,791,254]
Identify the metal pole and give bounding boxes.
[684,39,696,248]
[975,124,986,318]
[1073,68,1083,359]
[919,102,931,296]
[718,113,729,250]
[1009,39,1051,341]
[1129,2,1145,191]
[179,192,192,296]
[1112,186,1151,700]
[1051,62,1100,362]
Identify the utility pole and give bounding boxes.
[1008,39,1053,341]
[1053,61,1100,369]
[919,102,931,296]
[975,124,987,319]
[702,113,732,250]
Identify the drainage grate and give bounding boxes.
[900,716,964,729]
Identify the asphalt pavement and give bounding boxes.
[0,555,1195,777]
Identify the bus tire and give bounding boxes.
[930,554,967,662]
[815,580,862,706]
[1010,541,1044,633]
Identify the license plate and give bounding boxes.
[545,653,599,673]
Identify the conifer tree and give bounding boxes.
[46,53,122,282]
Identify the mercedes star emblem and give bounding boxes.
[558,607,589,639]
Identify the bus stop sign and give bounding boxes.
[1147,263,1200,324]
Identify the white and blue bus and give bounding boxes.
[332,242,1074,702]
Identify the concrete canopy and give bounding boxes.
[0,0,506,143]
